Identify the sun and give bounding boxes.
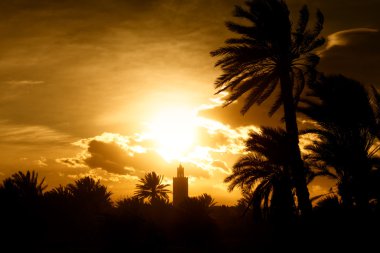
[146,107,198,162]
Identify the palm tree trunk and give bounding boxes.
[280,69,312,218]
[354,171,370,211]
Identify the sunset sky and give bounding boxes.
[0,0,379,205]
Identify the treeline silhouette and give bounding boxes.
[0,171,255,252]
[1,0,380,251]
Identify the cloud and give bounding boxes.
[0,121,73,145]
[319,28,380,86]
[56,157,86,168]
[198,91,285,128]
[0,80,46,102]
[57,110,257,179]
[0,0,237,138]
[5,80,45,88]
[56,92,260,179]
[54,82,266,183]
[85,140,135,175]
[35,156,48,167]
[65,168,141,200]
[58,133,143,175]
[324,28,378,51]
[211,160,229,173]
[67,168,139,183]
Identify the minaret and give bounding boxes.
[173,164,188,207]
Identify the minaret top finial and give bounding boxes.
[177,164,184,177]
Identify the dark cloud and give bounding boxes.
[57,157,84,168]
[84,140,135,174]
[319,29,380,86]
[302,0,380,33]
[198,96,283,128]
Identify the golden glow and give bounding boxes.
[146,107,198,162]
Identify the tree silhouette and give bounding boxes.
[45,185,72,201]
[0,171,47,250]
[67,176,112,213]
[300,75,380,210]
[134,172,171,204]
[236,188,254,211]
[305,127,379,209]
[211,0,325,216]
[225,127,296,222]
[0,170,47,200]
[116,196,146,214]
[176,193,218,248]
[179,193,217,216]
[197,193,217,209]
[116,196,152,221]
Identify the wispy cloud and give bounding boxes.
[0,121,72,145]
[5,80,45,88]
[324,28,378,51]
[35,156,48,167]
[67,168,139,183]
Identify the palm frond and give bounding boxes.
[268,93,283,116]
[294,5,309,47]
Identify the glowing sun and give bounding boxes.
[146,107,198,162]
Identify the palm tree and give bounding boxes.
[300,75,380,210]
[44,185,73,207]
[305,127,379,208]
[134,172,171,204]
[0,171,47,249]
[180,193,217,216]
[211,0,325,216]
[0,170,47,200]
[67,176,112,212]
[45,185,72,198]
[116,197,146,214]
[225,127,296,222]
[175,193,218,247]
[196,193,217,209]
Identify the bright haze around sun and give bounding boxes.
[0,0,379,204]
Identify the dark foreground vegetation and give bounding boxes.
[0,171,379,252]
[1,0,380,252]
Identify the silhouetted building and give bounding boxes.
[173,164,188,207]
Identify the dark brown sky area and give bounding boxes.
[0,0,379,204]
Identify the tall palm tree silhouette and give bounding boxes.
[225,127,296,222]
[211,0,325,216]
[300,75,380,210]
[134,172,171,204]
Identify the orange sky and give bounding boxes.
[0,0,379,205]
